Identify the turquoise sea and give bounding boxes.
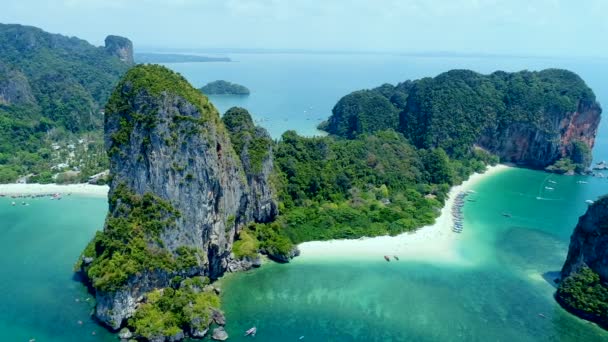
[2,53,608,341]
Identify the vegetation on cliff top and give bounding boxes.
[128,280,221,340]
[105,64,225,156]
[222,107,272,174]
[556,266,608,328]
[0,24,130,183]
[321,69,597,166]
[200,80,250,95]
[77,184,205,292]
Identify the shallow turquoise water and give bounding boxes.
[220,168,608,342]
[2,53,608,341]
[0,195,113,342]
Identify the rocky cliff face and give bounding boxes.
[105,35,134,64]
[556,197,608,328]
[222,107,278,223]
[561,197,608,281]
[477,99,601,168]
[78,65,273,334]
[0,62,35,106]
[322,69,601,170]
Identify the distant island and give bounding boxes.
[199,80,250,95]
[135,53,230,63]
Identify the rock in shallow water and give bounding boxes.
[212,309,226,326]
[118,327,133,339]
[212,327,229,341]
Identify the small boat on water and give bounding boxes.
[245,327,257,336]
[577,181,588,184]
[502,213,511,218]
[548,180,556,184]
[544,186,554,190]
[585,200,594,205]
[384,256,390,262]
[11,201,16,206]
[393,256,399,261]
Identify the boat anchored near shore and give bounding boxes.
[245,327,257,337]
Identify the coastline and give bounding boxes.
[0,183,109,198]
[296,164,511,264]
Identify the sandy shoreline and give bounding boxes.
[297,164,510,264]
[0,183,109,197]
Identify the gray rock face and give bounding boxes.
[245,128,279,223]
[227,254,262,272]
[212,309,226,326]
[222,107,279,223]
[212,327,229,341]
[265,245,301,263]
[104,83,249,279]
[104,35,134,64]
[561,197,608,281]
[89,66,281,333]
[84,66,283,337]
[118,327,133,339]
[0,62,35,106]
[95,267,201,330]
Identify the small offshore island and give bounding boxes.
[200,80,250,95]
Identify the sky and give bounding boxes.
[1,0,607,57]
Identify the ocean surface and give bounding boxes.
[2,53,608,341]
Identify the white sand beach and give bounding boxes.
[297,164,510,264]
[0,183,109,197]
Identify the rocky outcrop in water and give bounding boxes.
[77,65,277,338]
[556,197,608,328]
[105,35,134,64]
[560,197,608,281]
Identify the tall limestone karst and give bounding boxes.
[105,35,134,64]
[321,69,602,171]
[0,23,132,182]
[77,65,277,339]
[222,107,278,223]
[556,197,608,328]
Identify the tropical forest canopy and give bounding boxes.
[0,23,130,183]
[320,69,596,160]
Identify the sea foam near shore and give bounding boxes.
[296,164,510,264]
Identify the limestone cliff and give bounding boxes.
[477,98,601,169]
[105,35,134,64]
[0,62,35,106]
[77,65,272,337]
[322,69,601,170]
[560,197,608,281]
[556,197,608,328]
[222,107,278,223]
